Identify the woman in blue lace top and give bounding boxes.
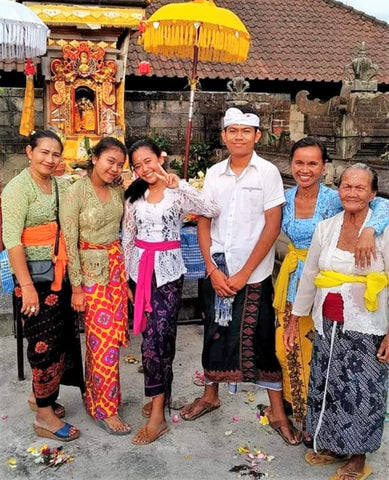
[273,137,389,448]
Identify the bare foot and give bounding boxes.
[141,401,152,418]
[334,455,369,480]
[35,406,64,432]
[180,396,221,421]
[266,410,302,445]
[104,414,131,433]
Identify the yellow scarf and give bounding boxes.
[273,243,308,313]
[314,270,389,312]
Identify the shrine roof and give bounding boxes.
[24,2,144,28]
[127,0,389,85]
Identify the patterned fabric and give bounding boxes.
[139,275,184,403]
[122,180,219,288]
[306,318,388,455]
[276,184,343,423]
[277,185,389,424]
[59,176,124,287]
[2,168,70,259]
[82,243,129,420]
[0,249,14,294]
[202,276,282,387]
[275,302,314,424]
[180,225,205,279]
[14,281,85,407]
[212,252,234,327]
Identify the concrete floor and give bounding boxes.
[0,324,388,480]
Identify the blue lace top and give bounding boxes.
[282,184,389,303]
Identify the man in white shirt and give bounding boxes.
[180,107,302,445]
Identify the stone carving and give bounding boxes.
[344,42,378,92]
[296,90,339,115]
[226,76,250,105]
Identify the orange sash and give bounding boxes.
[21,222,68,291]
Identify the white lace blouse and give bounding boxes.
[292,210,389,336]
[122,180,220,287]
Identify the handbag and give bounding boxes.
[25,179,60,284]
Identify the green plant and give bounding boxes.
[149,131,171,153]
[170,141,215,178]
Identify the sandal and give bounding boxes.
[329,464,373,480]
[305,450,349,466]
[94,416,131,436]
[28,400,65,418]
[131,424,170,445]
[33,422,80,442]
[269,419,303,446]
[180,397,221,421]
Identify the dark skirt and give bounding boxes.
[202,275,282,386]
[306,318,389,455]
[139,275,184,402]
[14,280,85,408]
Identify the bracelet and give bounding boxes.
[206,266,218,279]
[20,283,34,287]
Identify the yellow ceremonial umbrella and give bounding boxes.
[141,0,250,178]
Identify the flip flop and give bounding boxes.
[329,464,373,480]
[304,450,349,466]
[180,397,221,421]
[131,424,170,445]
[28,400,65,418]
[269,419,303,446]
[33,422,80,442]
[94,418,132,436]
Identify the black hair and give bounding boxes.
[339,162,378,192]
[28,130,64,154]
[289,137,330,163]
[92,136,127,159]
[86,136,127,171]
[124,138,163,203]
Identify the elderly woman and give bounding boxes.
[284,163,389,480]
[273,138,389,446]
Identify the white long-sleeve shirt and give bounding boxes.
[122,180,219,287]
[292,210,389,336]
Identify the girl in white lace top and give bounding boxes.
[121,139,219,446]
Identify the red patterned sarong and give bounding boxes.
[80,240,129,420]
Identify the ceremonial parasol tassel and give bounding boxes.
[19,59,36,137]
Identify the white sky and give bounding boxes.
[340,0,389,23]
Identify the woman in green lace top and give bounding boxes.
[60,137,131,435]
[2,130,84,442]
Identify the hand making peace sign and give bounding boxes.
[154,162,181,189]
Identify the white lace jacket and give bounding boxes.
[122,180,220,287]
[292,210,389,336]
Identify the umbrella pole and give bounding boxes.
[183,44,199,179]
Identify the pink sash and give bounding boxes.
[133,238,181,335]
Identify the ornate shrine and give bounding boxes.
[24,1,149,170]
[49,41,123,166]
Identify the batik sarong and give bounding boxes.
[306,317,389,455]
[82,241,129,420]
[275,302,314,424]
[14,280,84,407]
[139,274,183,403]
[202,275,282,388]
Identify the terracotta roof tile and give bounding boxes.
[127,0,389,84]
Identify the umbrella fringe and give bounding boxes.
[0,21,48,59]
[144,21,249,64]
